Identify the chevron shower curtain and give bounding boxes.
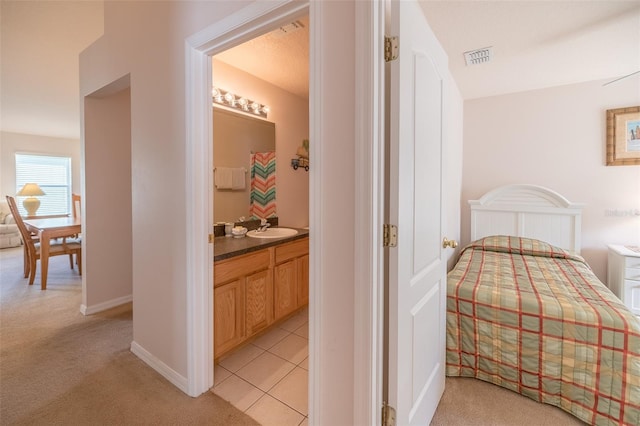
[249,151,277,219]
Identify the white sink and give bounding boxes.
[246,227,298,239]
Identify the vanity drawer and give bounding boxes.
[275,238,309,264]
[215,249,271,287]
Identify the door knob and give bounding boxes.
[442,237,458,249]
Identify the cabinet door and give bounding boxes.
[297,254,309,306]
[246,269,273,335]
[274,260,298,320]
[214,279,245,358]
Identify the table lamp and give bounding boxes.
[16,183,46,216]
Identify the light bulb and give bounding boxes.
[224,92,235,105]
[261,106,270,115]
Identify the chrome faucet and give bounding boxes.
[257,219,271,232]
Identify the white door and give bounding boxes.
[386,0,449,424]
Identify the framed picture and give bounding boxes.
[606,106,640,166]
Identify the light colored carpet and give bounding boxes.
[433,377,585,426]
[0,246,258,425]
[1,246,585,425]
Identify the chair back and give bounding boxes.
[72,193,81,219]
[5,196,36,247]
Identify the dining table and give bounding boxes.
[23,216,82,290]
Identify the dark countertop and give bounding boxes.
[214,228,309,261]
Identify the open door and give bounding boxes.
[385,0,452,424]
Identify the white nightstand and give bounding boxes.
[607,245,640,316]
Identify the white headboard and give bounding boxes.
[469,184,584,253]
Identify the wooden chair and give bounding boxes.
[72,193,81,219]
[5,196,82,287]
[69,193,82,268]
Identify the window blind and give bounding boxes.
[15,154,72,216]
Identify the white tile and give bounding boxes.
[298,356,308,370]
[214,364,232,386]
[269,367,308,415]
[218,343,264,373]
[269,333,308,364]
[246,394,304,426]
[251,326,290,350]
[279,311,308,332]
[293,321,308,339]
[236,351,296,392]
[212,374,264,412]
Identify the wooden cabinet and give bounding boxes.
[297,254,309,306]
[214,279,244,356]
[274,238,309,321]
[214,249,271,359]
[274,260,298,319]
[214,236,309,359]
[245,269,273,336]
[608,244,640,316]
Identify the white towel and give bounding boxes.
[215,167,245,190]
[231,168,246,190]
[215,167,233,189]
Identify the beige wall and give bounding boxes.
[0,131,81,201]
[80,0,247,380]
[463,76,640,282]
[213,60,309,228]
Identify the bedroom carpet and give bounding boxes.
[1,246,584,425]
[432,377,586,425]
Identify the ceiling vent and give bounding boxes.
[464,47,493,66]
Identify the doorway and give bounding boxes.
[209,16,310,424]
[185,2,381,424]
[82,74,133,314]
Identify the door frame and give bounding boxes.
[354,1,386,424]
[184,1,384,424]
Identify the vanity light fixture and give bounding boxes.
[212,86,269,118]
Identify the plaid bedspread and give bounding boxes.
[446,236,640,426]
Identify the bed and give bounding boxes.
[446,185,640,426]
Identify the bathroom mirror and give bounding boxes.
[213,107,276,223]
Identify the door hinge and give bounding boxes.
[208,234,214,244]
[383,224,398,247]
[384,36,399,62]
[382,402,397,426]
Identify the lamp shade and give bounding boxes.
[16,183,45,197]
[16,183,45,216]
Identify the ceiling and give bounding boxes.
[2,1,639,140]
[215,16,310,100]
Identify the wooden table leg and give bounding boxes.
[40,231,50,290]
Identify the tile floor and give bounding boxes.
[213,307,309,426]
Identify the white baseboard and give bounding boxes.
[80,294,132,315]
[130,341,189,394]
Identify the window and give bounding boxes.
[15,154,72,216]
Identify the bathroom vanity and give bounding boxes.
[213,229,309,359]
